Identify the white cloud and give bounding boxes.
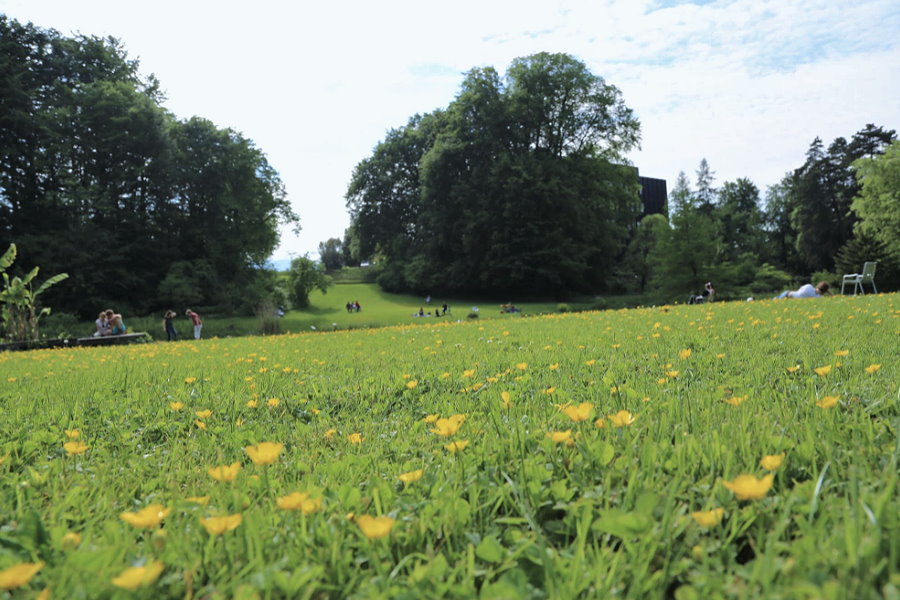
[2,0,898,259]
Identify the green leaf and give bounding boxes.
[476,535,505,563]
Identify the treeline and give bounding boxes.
[0,16,297,318]
[344,52,898,300]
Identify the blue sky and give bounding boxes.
[2,0,898,260]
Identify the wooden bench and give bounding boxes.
[75,332,152,347]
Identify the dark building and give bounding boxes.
[637,172,667,218]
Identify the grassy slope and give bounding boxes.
[125,283,635,340]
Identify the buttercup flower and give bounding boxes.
[608,410,636,427]
[245,442,283,465]
[277,491,316,511]
[759,453,785,470]
[61,531,81,550]
[120,504,171,529]
[865,364,881,374]
[246,399,258,408]
[679,348,692,360]
[208,462,241,482]
[834,350,849,357]
[64,429,80,439]
[723,474,774,500]
[0,561,44,590]
[195,409,212,419]
[816,396,839,409]
[111,561,165,590]
[398,469,424,483]
[515,362,528,370]
[194,420,207,430]
[723,396,746,407]
[594,417,606,429]
[786,365,801,373]
[347,433,363,445]
[200,514,242,535]
[500,391,512,409]
[64,441,89,455]
[185,496,210,505]
[547,430,574,446]
[444,440,469,453]
[406,380,418,389]
[691,508,724,527]
[324,428,337,440]
[430,414,466,437]
[169,401,184,411]
[267,397,281,407]
[559,402,593,422]
[356,515,395,539]
[814,365,832,377]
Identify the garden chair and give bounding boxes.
[841,261,877,295]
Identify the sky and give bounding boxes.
[3,0,899,263]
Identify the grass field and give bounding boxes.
[121,283,635,340]
[1,294,897,598]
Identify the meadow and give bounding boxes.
[1,294,897,598]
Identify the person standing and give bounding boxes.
[163,310,178,341]
[185,309,202,339]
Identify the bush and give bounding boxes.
[557,303,571,313]
[41,311,80,339]
[748,263,794,295]
[811,270,838,290]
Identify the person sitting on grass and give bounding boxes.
[776,281,831,299]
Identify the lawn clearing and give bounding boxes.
[1,294,897,598]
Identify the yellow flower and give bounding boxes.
[61,531,82,550]
[110,561,164,590]
[63,441,89,455]
[244,442,284,465]
[816,396,839,409]
[594,417,606,429]
[500,391,512,409]
[347,433,363,445]
[276,491,310,510]
[0,453,9,465]
[64,429,80,439]
[0,562,44,590]
[585,359,596,366]
[356,515,395,539]
[169,401,184,411]
[543,386,556,395]
[547,430,574,446]
[430,414,466,437]
[199,514,242,535]
[462,369,476,378]
[184,377,197,384]
[120,504,171,529]
[246,399,258,408]
[440,372,450,379]
[267,397,280,407]
[195,409,212,419]
[834,350,849,357]
[665,370,679,378]
[423,414,439,424]
[813,365,832,377]
[398,469,424,483]
[608,410,636,427]
[786,365,801,373]
[723,396,746,407]
[444,440,469,453]
[516,362,528,370]
[186,496,210,505]
[405,380,418,389]
[559,402,593,422]
[760,453,785,470]
[324,428,337,440]
[208,462,241,482]
[723,473,774,500]
[679,348,692,360]
[690,508,724,527]
[194,420,207,430]
[865,364,881,374]
[549,363,560,371]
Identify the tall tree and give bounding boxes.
[318,238,344,271]
[716,177,764,261]
[851,140,900,259]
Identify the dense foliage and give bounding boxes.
[0,294,896,597]
[0,16,298,318]
[347,53,641,297]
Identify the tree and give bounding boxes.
[695,158,717,215]
[851,140,900,259]
[346,52,641,296]
[716,178,765,261]
[287,257,330,309]
[318,238,344,271]
[623,213,668,292]
[762,175,801,272]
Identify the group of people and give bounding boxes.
[413,303,450,317]
[345,301,362,313]
[93,309,127,337]
[161,309,203,341]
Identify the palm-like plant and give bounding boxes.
[1,244,69,341]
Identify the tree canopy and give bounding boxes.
[346,53,641,297]
[0,16,298,317]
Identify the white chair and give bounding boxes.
[841,261,878,295]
